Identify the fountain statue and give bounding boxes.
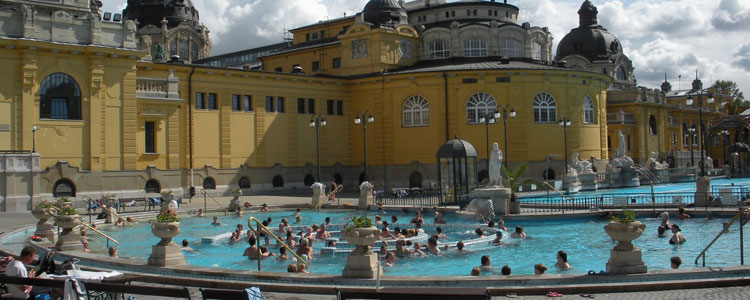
[488,143,503,187]
[569,152,596,191]
[569,152,594,175]
[645,152,668,170]
[606,130,640,188]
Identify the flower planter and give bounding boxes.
[32,206,55,242]
[604,221,647,274]
[148,221,186,267]
[151,221,181,246]
[54,214,82,252]
[604,221,645,251]
[341,226,382,278]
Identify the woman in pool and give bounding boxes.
[436,226,447,239]
[426,236,441,255]
[316,224,331,240]
[411,242,426,257]
[296,238,313,260]
[534,263,547,275]
[676,206,691,220]
[392,227,405,239]
[410,211,423,225]
[491,231,503,245]
[434,211,446,224]
[383,252,396,267]
[669,224,686,245]
[375,215,382,225]
[394,240,410,257]
[474,227,484,238]
[555,250,570,269]
[379,245,387,257]
[285,231,297,248]
[236,206,243,217]
[261,203,269,212]
[197,208,205,217]
[511,226,526,238]
[657,225,668,238]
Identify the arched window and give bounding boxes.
[53,179,76,197]
[616,66,627,81]
[39,73,82,120]
[145,179,161,193]
[239,176,251,189]
[533,92,557,123]
[403,96,430,127]
[190,41,200,62]
[466,92,497,124]
[531,42,544,60]
[409,172,423,188]
[649,115,657,135]
[543,169,556,180]
[203,177,216,190]
[463,38,487,57]
[303,174,315,186]
[428,40,450,59]
[499,39,522,58]
[682,123,689,147]
[272,175,284,187]
[583,96,595,124]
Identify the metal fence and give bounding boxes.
[375,191,446,207]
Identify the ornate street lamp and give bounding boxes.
[354,110,374,183]
[688,125,696,167]
[31,126,38,153]
[494,104,516,167]
[559,118,571,174]
[685,73,715,177]
[309,115,327,182]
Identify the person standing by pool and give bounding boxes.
[670,256,682,269]
[534,263,547,275]
[669,225,686,244]
[554,250,570,269]
[511,226,526,238]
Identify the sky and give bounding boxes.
[102,0,750,94]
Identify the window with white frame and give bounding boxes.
[466,92,497,124]
[583,96,595,124]
[531,42,544,60]
[429,40,450,59]
[533,92,557,123]
[499,39,522,58]
[402,96,430,127]
[463,38,487,57]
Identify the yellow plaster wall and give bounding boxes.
[262,45,343,75]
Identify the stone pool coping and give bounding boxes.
[3,208,750,295]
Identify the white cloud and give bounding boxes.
[735,43,750,72]
[712,0,750,31]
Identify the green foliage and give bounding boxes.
[343,215,372,232]
[610,209,637,224]
[501,163,539,198]
[53,197,77,215]
[35,200,52,209]
[156,209,180,222]
[711,80,746,109]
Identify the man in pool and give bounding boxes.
[511,226,526,238]
[211,216,221,226]
[383,252,396,267]
[501,265,511,275]
[491,231,503,245]
[316,224,331,240]
[181,239,195,252]
[480,255,492,271]
[670,256,682,269]
[456,241,468,253]
[296,238,313,260]
[243,236,274,259]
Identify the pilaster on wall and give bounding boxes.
[599,91,609,160]
[254,109,265,167]
[19,51,38,152]
[168,106,180,169]
[89,57,105,171]
[287,106,298,167]
[122,71,137,169]
[220,92,231,168]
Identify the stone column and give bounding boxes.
[474,187,511,216]
[694,177,712,207]
[358,182,374,210]
[148,221,186,266]
[0,153,41,212]
[604,221,647,274]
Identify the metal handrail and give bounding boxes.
[542,181,575,202]
[201,190,230,214]
[100,206,132,227]
[47,206,119,246]
[695,206,748,266]
[247,217,306,271]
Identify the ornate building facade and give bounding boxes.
[0,0,730,211]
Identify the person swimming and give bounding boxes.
[510,226,526,238]
[669,224,686,245]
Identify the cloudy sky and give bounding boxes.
[103,0,750,94]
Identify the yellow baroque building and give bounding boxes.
[0,0,729,211]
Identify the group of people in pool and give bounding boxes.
[657,208,688,245]
[469,250,570,276]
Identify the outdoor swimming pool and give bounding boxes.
[78,210,743,277]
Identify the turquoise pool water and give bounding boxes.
[80,210,745,276]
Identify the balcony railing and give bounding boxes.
[607,110,635,124]
[136,70,180,100]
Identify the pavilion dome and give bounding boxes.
[123,0,201,30]
[555,0,623,62]
[437,137,478,159]
[362,0,407,27]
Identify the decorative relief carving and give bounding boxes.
[352,39,368,59]
[54,127,66,136]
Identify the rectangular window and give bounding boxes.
[243,95,252,111]
[265,96,274,112]
[145,121,156,153]
[195,93,204,109]
[466,9,470,16]
[312,61,320,71]
[275,67,282,72]
[297,98,306,114]
[308,99,315,114]
[336,100,343,116]
[208,93,217,110]
[488,10,492,16]
[332,57,341,69]
[311,32,318,40]
[473,9,477,16]
[232,95,241,111]
[451,11,455,17]
[327,100,334,115]
[445,11,449,18]
[305,33,310,41]
[276,97,285,113]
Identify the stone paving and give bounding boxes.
[2,193,750,299]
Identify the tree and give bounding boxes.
[501,163,538,198]
[711,80,746,109]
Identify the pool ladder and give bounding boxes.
[694,206,749,266]
[247,217,307,271]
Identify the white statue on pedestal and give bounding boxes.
[488,142,503,187]
[645,152,668,170]
[607,129,634,171]
[569,152,594,175]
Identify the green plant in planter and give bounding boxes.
[35,200,52,210]
[343,215,372,232]
[156,209,180,222]
[610,209,637,223]
[52,197,77,215]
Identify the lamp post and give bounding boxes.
[478,112,498,173]
[688,125,696,167]
[494,104,516,167]
[354,110,374,183]
[309,115,327,182]
[685,74,715,177]
[720,130,730,166]
[559,118,571,174]
[31,126,38,152]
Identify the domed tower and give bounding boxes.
[361,0,408,27]
[556,1,634,89]
[123,0,211,63]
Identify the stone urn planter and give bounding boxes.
[148,221,186,266]
[102,194,118,223]
[604,221,647,274]
[54,214,82,252]
[341,226,382,278]
[32,206,55,242]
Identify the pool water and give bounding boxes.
[84,210,746,276]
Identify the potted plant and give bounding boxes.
[502,163,538,214]
[32,200,53,221]
[152,209,180,246]
[341,215,378,254]
[604,209,646,251]
[53,197,80,228]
